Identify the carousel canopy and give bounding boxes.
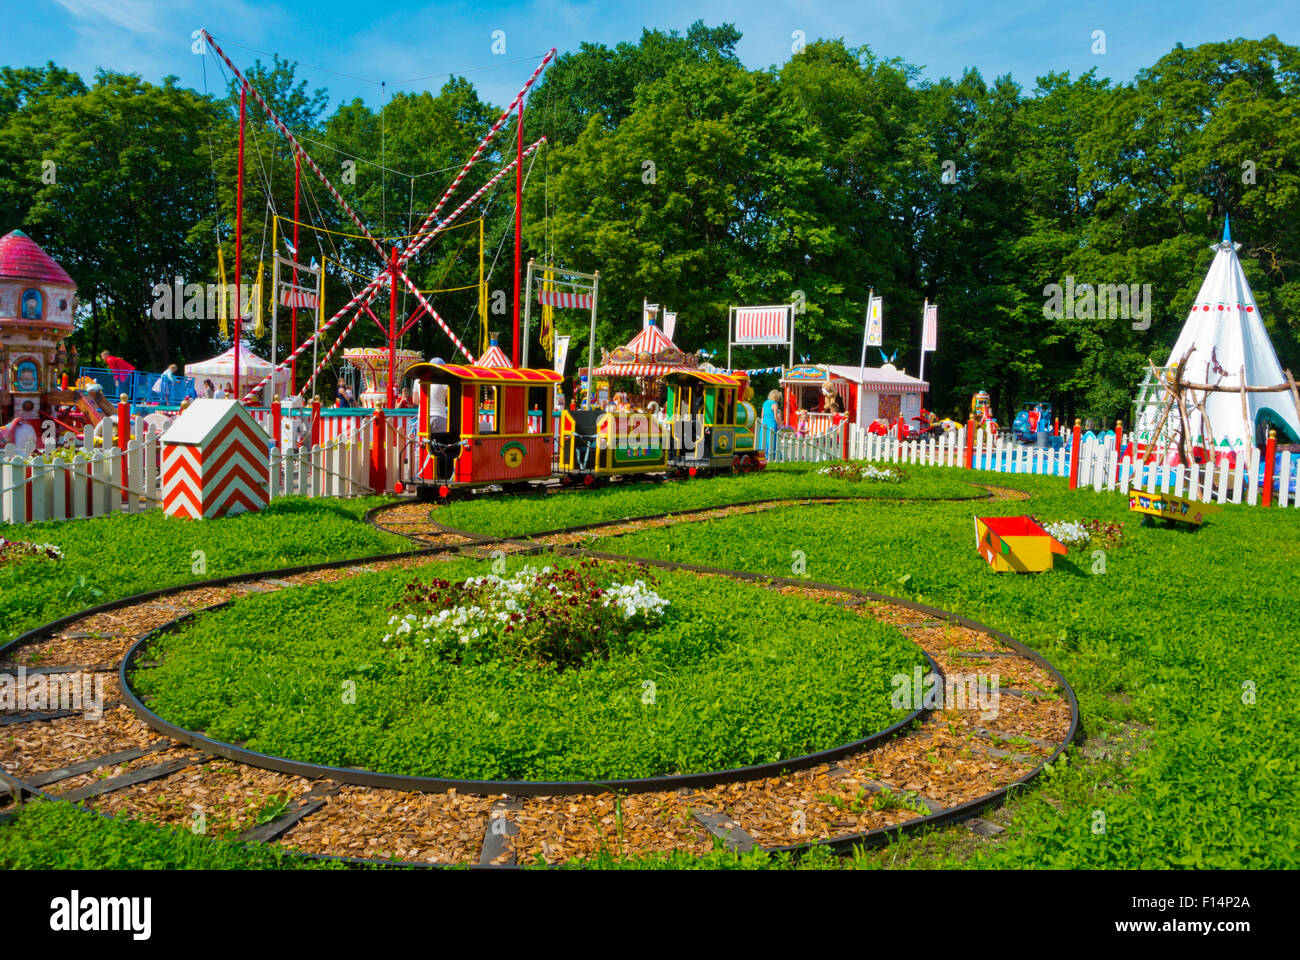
[594,320,699,377]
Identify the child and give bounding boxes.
[796,409,810,437]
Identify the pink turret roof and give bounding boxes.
[0,230,75,286]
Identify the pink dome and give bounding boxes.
[0,230,75,286]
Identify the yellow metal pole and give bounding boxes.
[479,217,487,356]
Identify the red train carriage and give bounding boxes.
[406,362,560,498]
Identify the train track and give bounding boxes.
[1,483,1072,867]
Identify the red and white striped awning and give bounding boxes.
[734,306,789,343]
[538,289,592,309]
[279,284,318,309]
[592,363,675,377]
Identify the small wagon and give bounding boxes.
[1128,492,1221,527]
[974,516,1068,572]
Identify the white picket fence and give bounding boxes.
[7,408,1294,523]
[1073,435,1298,507]
[766,424,847,463]
[1,413,416,524]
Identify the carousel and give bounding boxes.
[584,319,703,412]
[342,347,423,408]
[0,230,78,435]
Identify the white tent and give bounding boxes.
[185,344,288,401]
[1134,220,1300,451]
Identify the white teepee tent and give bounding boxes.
[1134,219,1300,453]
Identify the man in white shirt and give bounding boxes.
[428,357,449,432]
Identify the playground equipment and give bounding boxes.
[1128,492,1221,528]
[971,390,999,436]
[911,406,959,441]
[974,516,1068,572]
[0,230,79,443]
[197,31,556,407]
[1012,402,1053,443]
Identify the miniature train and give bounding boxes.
[403,362,765,500]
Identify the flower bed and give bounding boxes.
[385,561,669,668]
[0,537,62,567]
[815,463,907,483]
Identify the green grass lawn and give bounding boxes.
[593,468,1300,868]
[0,497,409,645]
[131,559,923,781]
[3,463,1296,869]
[435,462,979,537]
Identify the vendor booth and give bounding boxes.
[780,362,928,434]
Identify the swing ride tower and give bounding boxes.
[199,31,555,408]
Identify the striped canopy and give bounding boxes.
[408,362,560,383]
[594,363,677,377]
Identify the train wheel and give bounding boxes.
[583,473,596,489]
[560,474,573,488]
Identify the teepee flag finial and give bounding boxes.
[1223,215,1231,244]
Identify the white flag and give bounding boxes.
[553,335,571,375]
[663,311,677,340]
[922,302,938,352]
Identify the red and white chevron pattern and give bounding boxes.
[163,412,269,520]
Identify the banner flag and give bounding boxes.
[866,296,883,347]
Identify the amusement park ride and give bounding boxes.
[195,30,555,410]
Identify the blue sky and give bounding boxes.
[5,0,1296,112]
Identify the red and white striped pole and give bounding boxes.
[234,82,245,399]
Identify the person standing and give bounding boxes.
[760,389,781,458]
[100,350,135,397]
[428,357,449,432]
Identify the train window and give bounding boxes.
[479,384,498,434]
[526,385,550,434]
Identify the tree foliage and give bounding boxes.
[0,29,1297,420]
